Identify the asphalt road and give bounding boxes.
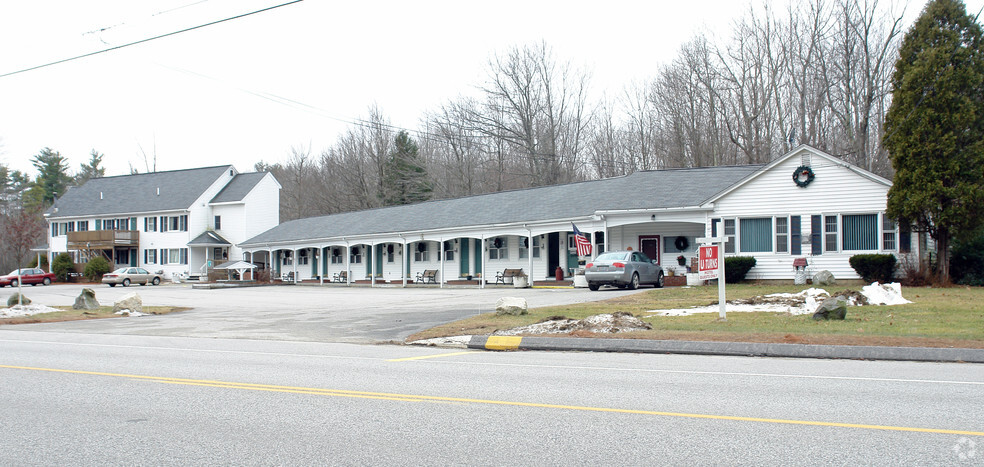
[2,283,644,343]
[1,331,981,465]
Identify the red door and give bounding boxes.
[640,236,660,265]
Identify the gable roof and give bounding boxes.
[704,145,892,204]
[241,164,762,246]
[46,165,233,218]
[188,230,232,246]
[210,172,270,204]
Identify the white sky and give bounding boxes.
[0,0,978,177]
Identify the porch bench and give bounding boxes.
[280,271,294,282]
[332,270,348,283]
[415,269,438,284]
[494,268,524,285]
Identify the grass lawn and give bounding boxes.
[0,306,189,325]
[408,284,984,348]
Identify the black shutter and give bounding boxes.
[811,215,822,255]
[790,216,801,255]
[900,225,911,253]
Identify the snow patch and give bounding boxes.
[861,282,912,306]
[0,304,61,318]
[114,309,147,317]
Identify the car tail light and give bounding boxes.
[612,262,625,268]
[585,263,593,269]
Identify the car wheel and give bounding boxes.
[122,278,130,287]
[627,273,639,290]
[42,277,51,286]
[108,283,116,287]
[152,277,161,286]
[11,280,18,287]
[655,272,665,288]
[588,282,600,291]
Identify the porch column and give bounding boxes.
[401,238,407,288]
[292,248,298,284]
[480,236,486,289]
[439,238,445,288]
[345,244,351,286]
[318,246,324,285]
[528,232,534,282]
[268,247,274,283]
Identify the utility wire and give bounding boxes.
[0,0,304,79]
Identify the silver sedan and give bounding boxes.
[584,251,665,291]
[102,267,162,287]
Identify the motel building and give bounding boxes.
[238,145,916,287]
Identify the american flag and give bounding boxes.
[572,223,592,257]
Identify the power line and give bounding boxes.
[0,0,304,79]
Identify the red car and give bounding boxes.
[0,268,56,287]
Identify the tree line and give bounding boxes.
[264,0,906,222]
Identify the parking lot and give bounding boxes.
[1,283,644,343]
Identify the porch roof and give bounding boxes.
[241,164,761,247]
[188,230,231,246]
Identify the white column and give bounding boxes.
[345,244,351,286]
[318,246,324,285]
[371,242,376,287]
[528,233,534,282]
[480,236,486,289]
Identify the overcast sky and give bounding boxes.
[1,0,978,177]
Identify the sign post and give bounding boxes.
[697,236,729,320]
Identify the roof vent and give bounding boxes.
[801,153,811,167]
[100,192,103,200]
[157,187,160,196]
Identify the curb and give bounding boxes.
[465,336,984,363]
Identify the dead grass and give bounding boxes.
[0,306,189,325]
[406,284,984,348]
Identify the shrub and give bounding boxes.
[951,231,984,286]
[28,255,49,272]
[51,253,75,281]
[724,256,757,283]
[849,254,897,283]
[84,256,112,281]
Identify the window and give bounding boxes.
[825,216,838,252]
[118,218,130,230]
[489,237,507,260]
[882,214,897,251]
[444,241,454,261]
[414,243,429,262]
[387,245,396,263]
[165,215,188,232]
[775,217,788,253]
[168,249,183,264]
[159,216,168,232]
[282,250,293,266]
[145,217,157,232]
[145,249,157,264]
[350,247,362,264]
[724,219,736,254]
[169,216,179,231]
[51,223,57,237]
[533,236,542,258]
[842,214,878,250]
[519,237,529,259]
[77,221,88,232]
[330,248,344,264]
[214,215,221,230]
[739,218,772,252]
[298,250,309,265]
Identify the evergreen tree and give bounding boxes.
[75,149,106,185]
[883,0,984,283]
[382,131,432,206]
[30,147,73,206]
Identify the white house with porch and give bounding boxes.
[240,145,913,286]
[45,166,280,280]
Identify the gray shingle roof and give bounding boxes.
[241,165,763,246]
[46,166,232,218]
[210,172,268,204]
[188,230,232,246]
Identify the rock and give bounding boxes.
[495,297,528,316]
[6,293,30,306]
[72,288,100,310]
[812,270,836,286]
[112,292,142,314]
[812,295,848,320]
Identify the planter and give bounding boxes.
[513,276,529,288]
[686,273,703,286]
[573,274,588,288]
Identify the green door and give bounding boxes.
[459,239,470,277]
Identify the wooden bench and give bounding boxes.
[494,268,524,285]
[332,270,348,283]
[280,271,294,282]
[415,269,438,284]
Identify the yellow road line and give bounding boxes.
[485,336,522,350]
[3,364,983,437]
[387,351,477,362]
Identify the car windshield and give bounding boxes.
[594,252,630,262]
[112,267,129,274]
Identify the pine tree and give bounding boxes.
[30,147,73,206]
[883,0,984,283]
[75,149,106,185]
[382,131,432,206]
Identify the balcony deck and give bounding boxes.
[67,230,139,250]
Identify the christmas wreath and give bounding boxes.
[792,165,815,188]
[674,235,689,251]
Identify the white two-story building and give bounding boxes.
[45,165,280,280]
